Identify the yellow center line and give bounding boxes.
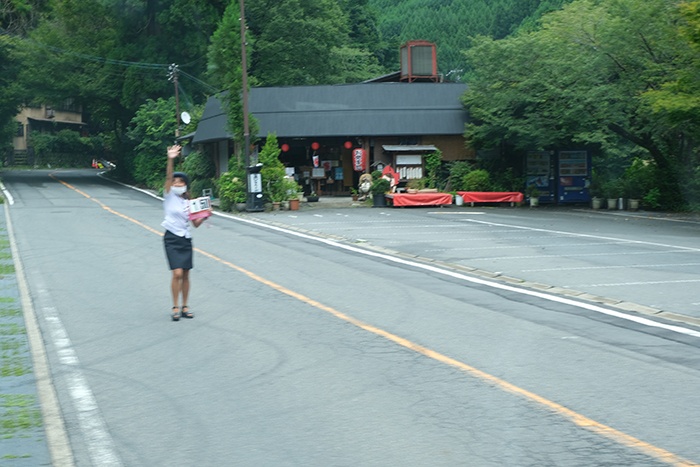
[53,175,698,467]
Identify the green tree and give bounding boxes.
[246,0,349,86]
[463,0,694,208]
[207,1,259,155]
[258,133,286,202]
[369,0,574,78]
[15,0,224,160]
[125,97,198,189]
[0,36,22,155]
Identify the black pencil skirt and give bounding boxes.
[163,230,193,270]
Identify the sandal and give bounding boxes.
[171,306,180,321]
[180,305,194,319]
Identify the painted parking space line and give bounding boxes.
[524,262,700,272]
[458,218,700,252]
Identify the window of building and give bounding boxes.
[55,98,81,113]
[16,122,24,137]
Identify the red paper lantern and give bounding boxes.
[281,143,290,152]
[352,148,367,172]
[344,140,353,149]
[311,141,320,151]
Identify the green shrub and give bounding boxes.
[182,150,216,180]
[462,169,491,191]
[622,158,656,199]
[424,150,442,188]
[30,130,104,168]
[491,167,521,192]
[217,170,247,211]
[258,133,287,202]
[370,177,391,195]
[406,178,426,190]
[446,161,473,191]
[643,187,661,209]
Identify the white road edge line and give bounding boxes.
[1,180,15,205]
[5,189,123,465]
[41,303,123,466]
[5,205,75,466]
[216,211,700,339]
[101,173,700,339]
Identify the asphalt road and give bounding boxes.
[3,169,700,467]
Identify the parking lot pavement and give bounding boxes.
[233,201,700,327]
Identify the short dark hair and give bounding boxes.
[172,171,189,186]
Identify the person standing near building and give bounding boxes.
[162,144,208,321]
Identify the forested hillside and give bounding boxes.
[3,0,700,209]
[370,0,571,78]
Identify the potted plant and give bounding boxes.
[370,177,391,207]
[623,179,643,211]
[525,184,540,207]
[602,179,623,210]
[283,179,302,210]
[588,173,603,209]
[350,187,359,201]
[622,158,654,211]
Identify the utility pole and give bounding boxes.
[239,0,250,167]
[168,63,181,138]
[240,0,263,211]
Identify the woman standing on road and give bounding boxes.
[162,144,208,321]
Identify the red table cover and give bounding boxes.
[457,191,524,203]
[387,193,454,206]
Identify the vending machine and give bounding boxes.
[525,151,555,204]
[557,150,591,204]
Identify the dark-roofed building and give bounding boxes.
[192,81,472,195]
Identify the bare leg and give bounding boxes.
[180,270,194,318]
[181,269,190,306]
[171,268,184,308]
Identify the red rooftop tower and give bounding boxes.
[400,40,439,83]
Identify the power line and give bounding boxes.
[2,27,218,90]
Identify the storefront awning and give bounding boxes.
[382,145,438,152]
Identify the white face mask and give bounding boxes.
[171,186,187,196]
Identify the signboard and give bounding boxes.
[248,173,262,193]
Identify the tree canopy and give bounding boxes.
[6,0,700,208]
[462,0,700,208]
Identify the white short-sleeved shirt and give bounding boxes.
[161,190,191,238]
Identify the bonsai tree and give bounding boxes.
[370,177,391,197]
